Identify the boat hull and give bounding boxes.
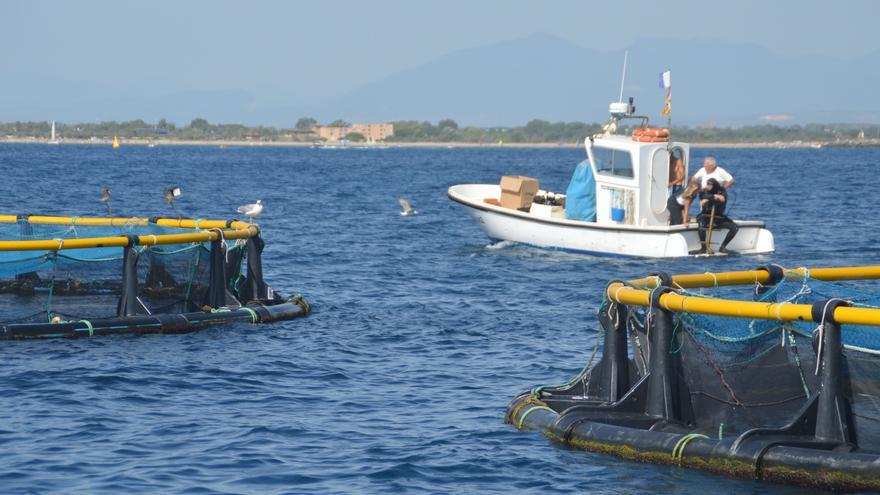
[449,184,774,258]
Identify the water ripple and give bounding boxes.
[0,144,868,494]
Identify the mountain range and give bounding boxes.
[3,34,878,127]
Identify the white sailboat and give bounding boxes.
[48,121,60,144]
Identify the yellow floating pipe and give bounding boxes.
[628,269,773,289]
[627,265,880,290]
[0,225,258,252]
[796,265,880,282]
[153,218,251,230]
[31,216,149,227]
[0,215,253,231]
[606,282,880,327]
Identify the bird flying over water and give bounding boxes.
[100,186,112,215]
[164,186,182,218]
[237,200,263,222]
[399,197,417,216]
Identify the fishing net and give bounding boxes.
[665,274,880,450]
[513,267,880,491]
[0,217,258,327]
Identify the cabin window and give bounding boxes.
[593,148,634,178]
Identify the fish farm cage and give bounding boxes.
[507,265,880,492]
[0,215,308,339]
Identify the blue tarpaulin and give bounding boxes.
[565,159,596,222]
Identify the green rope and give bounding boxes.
[147,244,201,256]
[182,245,203,308]
[531,302,605,397]
[78,319,94,336]
[290,294,311,314]
[671,433,709,464]
[670,315,685,354]
[45,252,60,322]
[240,306,259,323]
[787,328,812,399]
[516,405,555,429]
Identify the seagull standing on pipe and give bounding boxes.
[237,200,263,223]
[100,186,112,215]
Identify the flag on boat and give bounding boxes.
[661,90,671,116]
[659,70,671,89]
[659,69,671,116]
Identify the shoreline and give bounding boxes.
[2,137,878,149]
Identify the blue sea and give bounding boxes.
[0,143,876,494]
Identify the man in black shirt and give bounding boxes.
[697,178,739,254]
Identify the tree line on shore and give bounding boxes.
[1,118,877,143]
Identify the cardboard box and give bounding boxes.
[499,175,539,210]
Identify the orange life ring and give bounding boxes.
[632,127,670,138]
[632,134,669,143]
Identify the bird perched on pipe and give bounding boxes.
[237,200,263,223]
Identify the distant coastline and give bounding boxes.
[2,136,878,149]
[3,118,879,149]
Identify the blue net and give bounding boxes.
[678,274,880,352]
[664,274,880,444]
[0,221,248,324]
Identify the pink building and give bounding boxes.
[317,123,394,142]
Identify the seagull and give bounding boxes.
[164,186,182,218]
[237,199,263,222]
[399,197,417,216]
[100,186,112,215]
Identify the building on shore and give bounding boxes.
[316,123,394,142]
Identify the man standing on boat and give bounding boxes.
[689,156,734,189]
[683,156,734,224]
[697,178,739,253]
[666,151,686,225]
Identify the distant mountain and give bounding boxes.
[2,34,877,127]
[294,34,880,127]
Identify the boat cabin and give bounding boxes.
[583,135,689,227]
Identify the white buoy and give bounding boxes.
[399,197,417,216]
[237,200,263,222]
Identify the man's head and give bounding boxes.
[703,178,722,193]
[702,156,717,173]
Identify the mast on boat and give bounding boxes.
[48,120,59,144]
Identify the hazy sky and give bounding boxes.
[1,0,877,122]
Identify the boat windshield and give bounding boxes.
[592,147,634,178]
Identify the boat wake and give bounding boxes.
[485,240,517,251]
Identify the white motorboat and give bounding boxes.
[448,101,774,258]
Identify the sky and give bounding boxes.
[1,0,878,124]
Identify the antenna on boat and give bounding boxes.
[618,51,628,103]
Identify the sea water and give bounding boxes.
[0,144,875,494]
